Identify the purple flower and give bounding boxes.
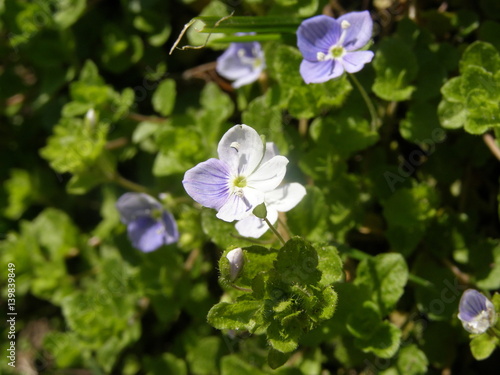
[182,125,288,222]
[235,142,306,238]
[458,289,497,334]
[297,11,374,83]
[116,193,179,252]
[216,41,265,88]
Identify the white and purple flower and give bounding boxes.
[458,289,497,334]
[235,143,306,238]
[297,11,374,83]
[116,193,179,252]
[182,125,288,222]
[216,40,265,88]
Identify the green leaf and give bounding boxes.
[438,99,467,129]
[40,118,108,174]
[382,185,438,256]
[286,186,328,242]
[380,344,428,375]
[274,237,321,286]
[354,253,409,315]
[207,301,261,331]
[314,243,343,286]
[221,355,267,375]
[152,79,176,116]
[372,37,418,101]
[470,333,498,360]
[145,353,187,375]
[3,169,33,219]
[310,113,379,159]
[355,320,401,358]
[186,336,223,375]
[400,102,441,143]
[242,95,289,155]
[268,348,291,369]
[459,41,500,75]
[200,208,256,249]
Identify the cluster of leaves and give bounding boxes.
[1,0,500,374]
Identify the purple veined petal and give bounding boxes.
[161,211,180,244]
[300,59,344,84]
[247,155,288,192]
[338,11,374,51]
[458,289,497,334]
[127,216,166,252]
[341,50,374,73]
[263,142,279,164]
[216,191,258,222]
[217,124,265,175]
[297,15,341,61]
[458,289,491,322]
[116,192,162,225]
[265,182,307,212]
[183,158,231,210]
[216,45,255,81]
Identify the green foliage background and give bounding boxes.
[1,0,500,374]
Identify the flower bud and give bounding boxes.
[252,202,267,219]
[226,248,244,281]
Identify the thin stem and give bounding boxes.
[298,118,308,137]
[127,112,166,123]
[487,327,500,339]
[113,174,152,194]
[348,73,379,131]
[482,133,500,161]
[264,217,286,245]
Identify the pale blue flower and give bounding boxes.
[182,125,288,222]
[458,289,497,334]
[297,11,374,83]
[116,193,179,252]
[216,41,265,88]
[235,143,306,238]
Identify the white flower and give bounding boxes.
[183,125,289,222]
[235,143,306,238]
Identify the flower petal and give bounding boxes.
[216,43,253,80]
[297,15,341,61]
[217,124,265,175]
[263,142,279,163]
[161,211,180,244]
[458,289,491,321]
[217,193,253,222]
[183,158,231,210]
[247,155,288,192]
[341,51,374,73]
[265,182,307,212]
[338,11,373,51]
[127,216,166,252]
[235,207,278,238]
[216,42,264,88]
[232,67,263,88]
[116,193,162,225]
[300,59,344,84]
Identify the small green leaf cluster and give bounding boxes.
[439,41,500,134]
[209,237,342,367]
